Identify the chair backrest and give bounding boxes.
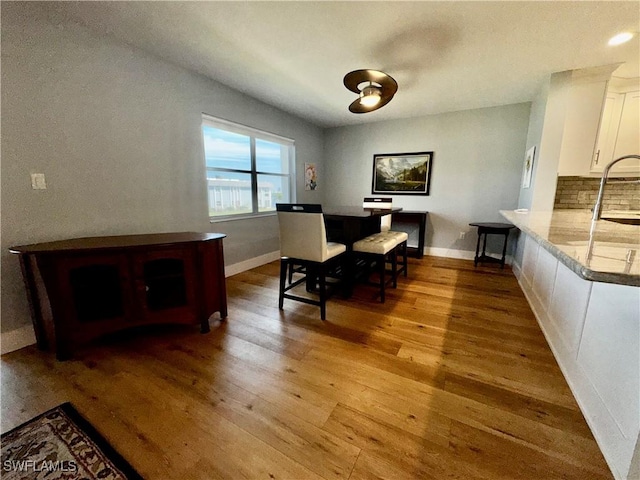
[363,197,392,210]
[276,204,329,262]
[363,197,393,232]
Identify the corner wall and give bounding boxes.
[323,103,531,256]
[1,4,324,335]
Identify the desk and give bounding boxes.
[323,206,402,295]
[391,211,428,258]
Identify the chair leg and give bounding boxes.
[379,255,386,303]
[401,241,408,277]
[391,249,398,288]
[319,264,327,320]
[279,258,287,310]
[288,260,294,284]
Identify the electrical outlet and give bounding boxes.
[31,173,47,190]
[459,231,466,240]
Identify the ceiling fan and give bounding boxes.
[343,69,398,114]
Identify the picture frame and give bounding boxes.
[304,162,317,191]
[372,151,433,195]
[522,146,535,189]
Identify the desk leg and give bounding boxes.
[474,231,481,267]
[501,233,509,268]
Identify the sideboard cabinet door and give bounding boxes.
[42,253,133,352]
[132,247,199,325]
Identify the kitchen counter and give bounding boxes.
[501,209,640,286]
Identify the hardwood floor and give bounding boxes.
[1,256,613,479]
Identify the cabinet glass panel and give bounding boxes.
[143,258,188,310]
[69,265,124,322]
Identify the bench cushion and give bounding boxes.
[353,233,398,255]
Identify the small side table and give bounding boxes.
[469,222,515,268]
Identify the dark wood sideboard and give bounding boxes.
[10,232,227,360]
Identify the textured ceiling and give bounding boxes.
[33,1,640,127]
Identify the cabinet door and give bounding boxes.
[613,91,640,160]
[52,253,132,340]
[577,283,639,441]
[132,247,199,324]
[592,90,640,173]
[592,92,623,171]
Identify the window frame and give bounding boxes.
[201,114,295,222]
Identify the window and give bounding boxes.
[201,115,295,219]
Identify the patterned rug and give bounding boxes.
[1,403,143,479]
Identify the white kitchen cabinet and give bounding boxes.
[557,78,609,176]
[532,246,558,313]
[549,261,592,353]
[613,91,640,159]
[521,235,539,289]
[577,282,639,440]
[592,89,640,173]
[592,92,624,170]
[576,283,640,479]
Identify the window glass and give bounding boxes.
[257,174,290,213]
[206,171,253,217]
[256,139,289,174]
[202,116,294,219]
[203,126,251,171]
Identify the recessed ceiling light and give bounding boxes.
[608,32,634,46]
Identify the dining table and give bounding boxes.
[322,205,403,296]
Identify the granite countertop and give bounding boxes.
[500,209,640,287]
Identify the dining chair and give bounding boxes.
[276,204,346,320]
[362,197,409,278]
[352,231,406,303]
[363,197,393,231]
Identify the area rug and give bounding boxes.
[1,402,143,479]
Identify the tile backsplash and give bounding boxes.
[554,176,640,211]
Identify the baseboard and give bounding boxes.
[225,250,280,277]
[1,324,36,355]
[424,247,513,265]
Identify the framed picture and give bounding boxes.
[304,162,317,190]
[372,151,433,195]
[522,146,535,189]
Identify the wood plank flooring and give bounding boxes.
[1,256,613,479]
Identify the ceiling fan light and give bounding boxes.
[608,32,634,46]
[344,70,397,113]
[360,86,381,107]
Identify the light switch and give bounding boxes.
[31,173,47,190]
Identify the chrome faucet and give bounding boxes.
[592,154,640,222]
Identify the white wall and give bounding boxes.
[0,4,324,334]
[521,66,618,212]
[518,78,549,210]
[323,103,531,255]
[528,71,572,211]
